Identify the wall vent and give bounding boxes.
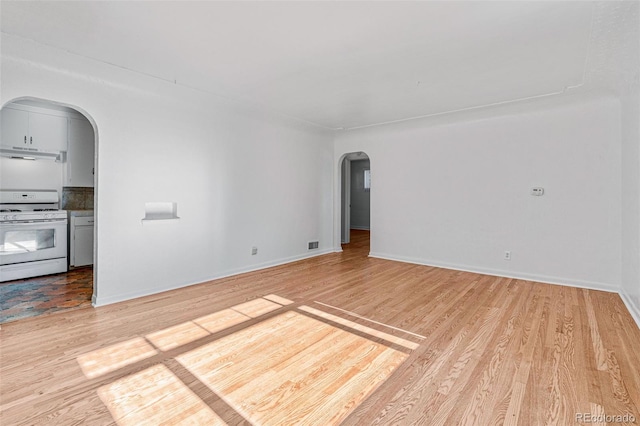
[308,241,319,250]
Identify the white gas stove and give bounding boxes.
[0,190,68,282]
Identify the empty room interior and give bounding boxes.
[1,1,640,425]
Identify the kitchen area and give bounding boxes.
[0,99,95,323]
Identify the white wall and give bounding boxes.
[1,34,334,305]
[617,4,640,327]
[621,90,640,326]
[335,93,622,292]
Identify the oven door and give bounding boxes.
[0,220,68,266]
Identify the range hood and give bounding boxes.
[0,146,65,162]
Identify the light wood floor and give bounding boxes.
[1,230,639,425]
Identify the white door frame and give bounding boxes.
[336,151,370,250]
[342,158,351,244]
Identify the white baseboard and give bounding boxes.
[93,279,204,307]
[368,251,618,293]
[619,289,640,330]
[92,248,334,307]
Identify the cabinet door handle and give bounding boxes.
[24,136,27,144]
[30,136,33,144]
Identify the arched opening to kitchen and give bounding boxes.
[0,97,99,323]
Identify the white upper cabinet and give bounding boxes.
[1,107,30,147]
[66,118,95,187]
[28,111,68,152]
[1,106,68,152]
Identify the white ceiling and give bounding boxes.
[0,1,623,129]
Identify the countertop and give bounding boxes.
[67,210,94,217]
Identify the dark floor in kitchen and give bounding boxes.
[0,267,93,324]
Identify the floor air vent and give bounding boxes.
[308,241,319,250]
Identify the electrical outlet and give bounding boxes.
[504,250,511,261]
[251,247,258,256]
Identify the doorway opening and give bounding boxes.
[340,152,371,255]
[0,97,98,323]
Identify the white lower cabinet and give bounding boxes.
[70,215,94,267]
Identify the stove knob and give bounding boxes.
[0,215,5,220]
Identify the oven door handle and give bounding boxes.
[1,219,68,226]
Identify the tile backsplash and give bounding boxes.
[62,187,94,210]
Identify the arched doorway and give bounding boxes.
[0,97,98,322]
[339,151,371,252]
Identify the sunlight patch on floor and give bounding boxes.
[300,305,420,350]
[78,297,286,379]
[98,364,226,426]
[263,294,294,306]
[176,310,408,425]
[314,300,427,339]
[193,308,251,334]
[79,294,411,425]
[146,321,211,351]
[230,298,282,318]
[77,337,158,379]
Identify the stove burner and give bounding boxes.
[0,209,21,212]
[33,209,59,212]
